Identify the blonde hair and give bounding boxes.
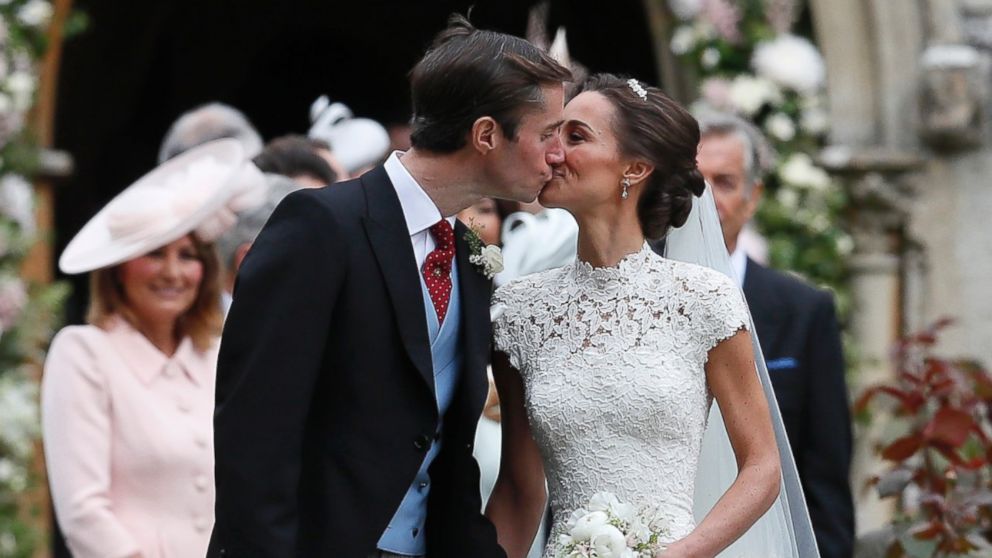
[87,234,223,352]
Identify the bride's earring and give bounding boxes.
[621,177,630,200]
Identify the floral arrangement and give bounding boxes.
[464,224,504,280]
[855,320,992,557]
[666,0,851,304]
[0,1,71,556]
[554,492,669,558]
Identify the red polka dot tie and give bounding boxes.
[423,220,456,324]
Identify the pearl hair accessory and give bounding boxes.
[627,78,648,101]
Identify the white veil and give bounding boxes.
[665,185,820,557]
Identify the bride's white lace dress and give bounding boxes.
[492,243,750,555]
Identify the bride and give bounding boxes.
[484,73,817,558]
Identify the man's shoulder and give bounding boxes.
[746,259,832,309]
[281,177,367,222]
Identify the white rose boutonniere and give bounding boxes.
[464,224,503,279]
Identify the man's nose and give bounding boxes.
[546,138,565,165]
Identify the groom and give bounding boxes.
[207,15,570,558]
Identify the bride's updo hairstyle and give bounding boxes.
[573,74,705,240]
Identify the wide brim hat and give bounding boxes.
[308,96,390,174]
[59,138,261,274]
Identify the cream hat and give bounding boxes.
[59,138,265,274]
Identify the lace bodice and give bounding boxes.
[492,243,749,551]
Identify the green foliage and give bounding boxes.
[666,0,850,305]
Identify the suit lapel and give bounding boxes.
[742,258,785,353]
[454,220,492,413]
[361,166,435,393]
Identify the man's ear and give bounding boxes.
[622,160,655,186]
[470,116,499,154]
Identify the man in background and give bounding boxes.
[696,111,855,558]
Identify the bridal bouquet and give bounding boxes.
[554,492,670,558]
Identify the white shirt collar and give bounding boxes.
[729,246,748,288]
[383,151,453,236]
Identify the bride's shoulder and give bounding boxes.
[661,258,739,296]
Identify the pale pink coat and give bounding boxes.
[42,317,218,558]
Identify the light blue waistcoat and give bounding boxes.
[377,259,462,555]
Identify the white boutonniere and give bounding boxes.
[464,224,503,279]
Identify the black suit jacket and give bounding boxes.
[742,258,855,558]
[207,166,506,558]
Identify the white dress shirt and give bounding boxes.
[383,151,456,269]
[729,246,748,288]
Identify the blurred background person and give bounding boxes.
[215,174,302,314]
[252,135,337,188]
[307,96,390,178]
[456,197,502,246]
[158,102,264,163]
[41,140,249,558]
[696,111,855,558]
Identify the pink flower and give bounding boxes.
[700,77,733,110]
[702,0,742,44]
[764,0,798,34]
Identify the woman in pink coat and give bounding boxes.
[42,140,261,558]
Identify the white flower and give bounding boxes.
[0,532,15,557]
[670,25,696,55]
[728,75,782,116]
[5,71,36,112]
[779,153,831,191]
[0,174,36,233]
[0,92,12,116]
[837,234,854,255]
[752,34,826,93]
[800,106,830,135]
[667,0,702,20]
[17,0,54,28]
[701,47,721,69]
[588,492,620,512]
[469,244,503,279]
[776,188,800,210]
[569,510,609,541]
[765,112,796,141]
[590,524,628,558]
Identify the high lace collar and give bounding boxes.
[571,242,655,287]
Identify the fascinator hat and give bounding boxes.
[308,96,390,174]
[59,139,266,274]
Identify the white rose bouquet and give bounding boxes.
[554,492,670,558]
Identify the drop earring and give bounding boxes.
[621,177,630,200]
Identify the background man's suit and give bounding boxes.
[207,165,506,558]
[742,258,855,558]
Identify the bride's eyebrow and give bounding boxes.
[566,120,594,134]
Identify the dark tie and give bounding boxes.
[423,220,455,323]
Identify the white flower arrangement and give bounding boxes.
[464,225,503,279]
[751,34,826,94]
[554,492,669,558]
[728,75,782,116]
[779,153,832,191]
[765,112,796,141]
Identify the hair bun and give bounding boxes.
[666,168,705,229]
